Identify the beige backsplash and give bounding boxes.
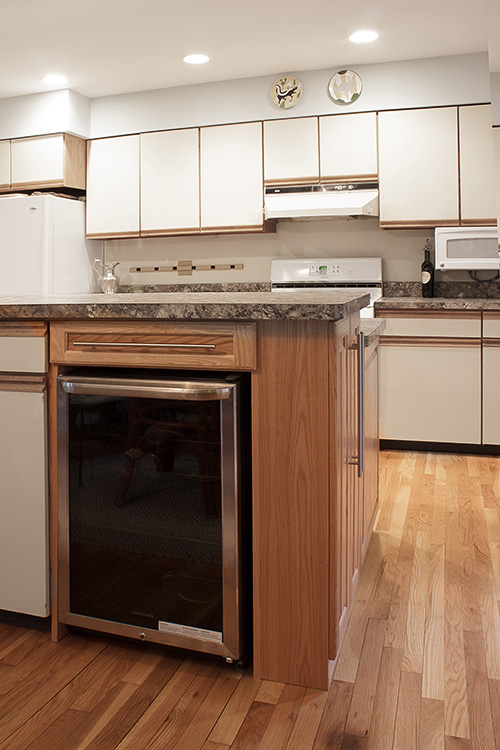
[104,218,478,286]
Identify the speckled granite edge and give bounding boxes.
[375,296,500,311]
[361,318,386,343]
[383,281,500,299]
[118,282,272,294]
[0,291,371,322]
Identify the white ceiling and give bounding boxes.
[0,0,495,101]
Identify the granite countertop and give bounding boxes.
[375,296,500,312]
[360,318,386,343]
[0,290,371,322]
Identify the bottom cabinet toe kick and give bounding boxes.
[45,315,378,690]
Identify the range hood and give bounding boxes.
[264,182,379,219]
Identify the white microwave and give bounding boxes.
[434,226,499,271]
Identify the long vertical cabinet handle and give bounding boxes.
[357,331,365,478]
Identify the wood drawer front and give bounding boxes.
[0,325,47,373]
[380,315,481,339]
[50,321,257,370]
[483,313,500,339]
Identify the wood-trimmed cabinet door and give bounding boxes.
[140,129,200,235]
[483,313,500,445]
[10,134,86,191]
[319,112,378,182]
[86,135,140,238]
[361,337,379,558]
[263,117,319,184]
[378,107,459,226]
[492,126,500,235]
[331,314,363,658]
[459,105,497,225]
[0,140,10,189]
[200,122,265,232]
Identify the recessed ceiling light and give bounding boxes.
[183,54,210,65]
[42,74,69,86]
[349,30,379,43]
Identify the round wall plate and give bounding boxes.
[328,70,363,105]
[271,76,303,109]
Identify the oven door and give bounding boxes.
[56,371,242,661]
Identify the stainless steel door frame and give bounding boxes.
[56,371,243,661]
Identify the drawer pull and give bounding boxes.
[72,341,217,350]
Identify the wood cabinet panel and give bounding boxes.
[320,112,378,181]
[459,105,497,224]
[378,107,459,226]
[86,135,140,238]
[0,140,10,188]
[200,122,264,230]
[263,117,319,184]
[50,320,257,370]
[140,129,200,234]
[252,319,330,689]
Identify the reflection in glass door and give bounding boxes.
[57,372,242,661]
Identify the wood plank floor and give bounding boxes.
[1,450,500,749]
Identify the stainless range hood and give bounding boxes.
[264,182,379,219]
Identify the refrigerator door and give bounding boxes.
[0,194,101,296]
[0,195,47,295]
[51,196,101,294]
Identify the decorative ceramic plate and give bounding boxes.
[271,76,303,109]
[328,70,363,105]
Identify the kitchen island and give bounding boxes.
[0,290,382,690]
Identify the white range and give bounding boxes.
[270,257,383,318]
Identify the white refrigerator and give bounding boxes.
[0,194,102,295]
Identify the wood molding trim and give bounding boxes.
[380,219,460,229]
[379,335,482,347]
[375,309,482,320]
[0,374,45,392]
[0,322,47,336]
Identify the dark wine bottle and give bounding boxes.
[421,241,434,298]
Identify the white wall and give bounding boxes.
[105,219,446,286]
[491,72,500,125]
[90,52,491,138]
[0,90,90,139]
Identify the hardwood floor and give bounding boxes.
[1,450,500,749]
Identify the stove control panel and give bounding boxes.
[309,263,342,278]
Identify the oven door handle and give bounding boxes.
[58,377,233,401]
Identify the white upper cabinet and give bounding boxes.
[319,112,378,181]
[201,122,264,230]
[11,134,64,186]
[264,117,319,184]
[378,107,459,226]
[86,135,140,238]
[0,141,9,188]
[459,105,497,224]
[141,129,200,235]
[494,127,500,233]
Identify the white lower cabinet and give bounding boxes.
[379,343,481,443]
[378,313,482,444]
[0,389,48,617]
[483,346,500,445]
[0,325,49,618]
